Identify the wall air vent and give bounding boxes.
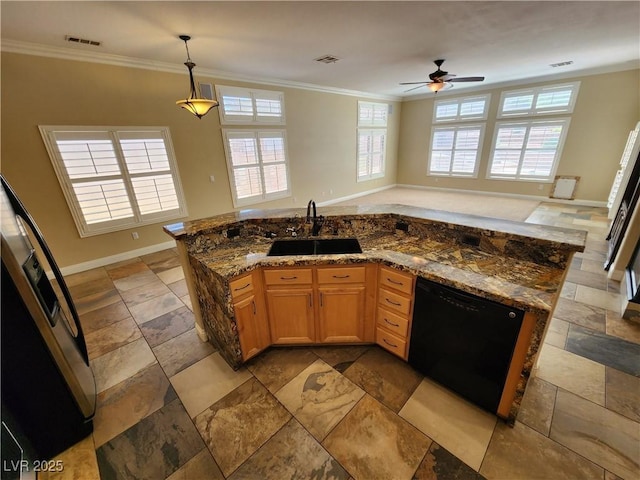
[314,54,340,64]
[65,35,101,47]
[550,61,573,68]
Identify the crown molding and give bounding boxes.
[1,39,402,102]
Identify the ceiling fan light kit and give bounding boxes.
[400,59,485,94]
[176,35,219,119]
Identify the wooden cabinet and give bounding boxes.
[263,264,376,345]
[264,268,316,344]
[317,266,367,343]
[231,271,270,361]
[376,265,415,359]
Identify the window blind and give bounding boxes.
[488,119,569,180]
[223,130,290,206]
[39,126,186,236]
[429,125,484,176]
[499,82,580,117]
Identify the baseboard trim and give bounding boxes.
[55,240,177,277]
[396,184,608,208]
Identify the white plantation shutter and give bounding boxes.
[433,95,490,123]
[499,82,580,117]
[429,125,484,176]
[216,86,285,124]
[223,130,290,206]
[357,101,388,181]
[39,126,186,237]
[358,102,388,127]
[488,119,569,180]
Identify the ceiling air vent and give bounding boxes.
[65,35,101,47]
[550,61,573,68]
[314,54,340,64]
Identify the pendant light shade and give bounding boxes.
[176,35,218,119]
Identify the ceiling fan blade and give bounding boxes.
[440,74,456,81]
[399,81,429,85]
[404,84,428,92]
[448,76,485,83]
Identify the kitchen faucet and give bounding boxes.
[306,199,324,236]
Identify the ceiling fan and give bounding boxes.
[400,59,485,93]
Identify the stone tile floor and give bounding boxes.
[42,203,640,480]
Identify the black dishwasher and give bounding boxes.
[409,277,524,413]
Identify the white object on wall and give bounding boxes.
[550,176,579,200]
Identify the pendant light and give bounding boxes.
[176,35,218,118]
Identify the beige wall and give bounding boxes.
[397,69,640,201]
[0,52,400,268]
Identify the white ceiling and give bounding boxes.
[1,1,639,99]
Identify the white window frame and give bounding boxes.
[487,118,571,182]
[222,129,291,208]
[38,126,187,237]
[498,82,580,118]
[433,94,491,123]
[216,85,285,125]
[428,124,485,178]
[357,101,388,181]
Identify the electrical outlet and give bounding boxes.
[209,175,215,183]
[226,227,241,239]
[395,221,409,232]
[131,232,139,240]
[538,184,544,190]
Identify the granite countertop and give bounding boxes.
[166,204,587,315]
[188,230,562,315]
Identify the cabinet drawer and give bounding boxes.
[229,274,254,299]
[317,266,366,284]
[378,288,412,316]
[264,268,313,286]
[376,327,407,358]
[379,267,414,295]
[376,306,409,338]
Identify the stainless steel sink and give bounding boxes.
[267,238,362,256]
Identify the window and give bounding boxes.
[429,125,485,177]
[498,82,580,118]
[487,119,570,181]
[39,126,187,237]
[433,94,491,123]
[428,94,490,177]
[357,101,388,181]
[216,85,285,125]
[222,130,291,207]
[217,86,291,207]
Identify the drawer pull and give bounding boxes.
[385,298,401,306]
[280,275,298,280]
[387,277,404,286]
[383,338,398,348]
[384,318,400,327]
[320,292,323,307]
[332,274,350,279]
[234,283,251,291]
[252,300,257,315]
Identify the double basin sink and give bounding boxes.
[267,238,362,256]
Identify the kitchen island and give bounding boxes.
[164,204,586,421]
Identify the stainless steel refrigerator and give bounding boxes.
[1,175,96,475]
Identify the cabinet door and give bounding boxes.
[266,288,315,344]
[317,286,366,343]
[235,295,270,361]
